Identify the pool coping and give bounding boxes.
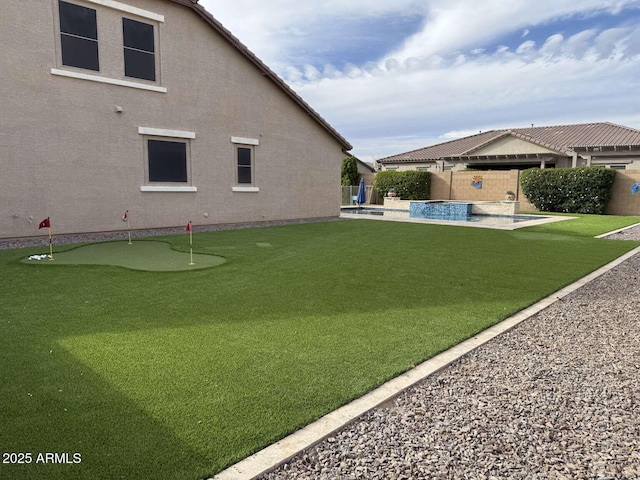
[211,242,640,480]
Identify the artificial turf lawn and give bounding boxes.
[1,216,639,479]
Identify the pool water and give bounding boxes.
[340,208,547,225]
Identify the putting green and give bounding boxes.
[22,241,226,271]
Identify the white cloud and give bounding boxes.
[380,0,640,66]
[197,0,640,161]
[303,64,322,81]
[516,40,536,55]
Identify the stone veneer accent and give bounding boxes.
[383,197,520,216]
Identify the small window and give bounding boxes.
[148,140,187,182]
[123,18,156,81]
[59,1,99,71]
[237,147,253,184]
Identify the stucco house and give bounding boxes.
[355,158,375,175]
[378,122,640,172]
[1,0,352,238]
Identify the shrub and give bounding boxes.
[520,167,617,214]
[341,156,360,186]
[374,171,431,200]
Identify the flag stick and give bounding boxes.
[127,216,132,244]
[189,226,194,265]
[48,227,53,261]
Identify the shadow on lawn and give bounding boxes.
[0,336,215,480]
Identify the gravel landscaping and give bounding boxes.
[259,225,640,480]
[0,217,338,251]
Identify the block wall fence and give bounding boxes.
[365,170,640,216]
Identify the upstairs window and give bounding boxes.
[59,1,99,71]
[123,18,156,81]
[237,147,253,184]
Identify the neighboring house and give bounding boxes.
[378,122,640,172]
[1,0,352,238]
[355,158,375,175]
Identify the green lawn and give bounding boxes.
[1,216,638,479]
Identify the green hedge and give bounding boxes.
[520,167,617,214]
[374,171,431,200]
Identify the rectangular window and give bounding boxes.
[148,140,187,182]
[59,1,99,71]
[237,147,253,184]
[123,18,155,81]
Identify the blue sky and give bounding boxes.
[199,0,640,163]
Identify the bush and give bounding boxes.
[520,167,617,214]
[341,157,360,186]
[374,171,431,200]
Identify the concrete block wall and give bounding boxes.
[606,171,640,216]
[376,169,638,216]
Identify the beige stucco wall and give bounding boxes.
[606,171,640,216]
[387,170,634,214]
[471,136,557,156]
[447,171,520,202]
[1,0,347,238]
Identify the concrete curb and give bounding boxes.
[595,221,640,238]
[212,245,640,480]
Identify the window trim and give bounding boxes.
[139,128,196,191]
[231,137,260,191]
[78,0,164,22]
[138,127,195,139]
[51,68,167,92]
[231,136,259,146]
[140,186,197,192]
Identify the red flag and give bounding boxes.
[38,217,51,229]
[122,210,129,221]
[185,221,192,232]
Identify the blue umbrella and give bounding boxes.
[631,182,640,195]
[356,177,366,205]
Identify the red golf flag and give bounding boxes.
[122,210,128,221]
[185,221,192,232]
[38,217,51,229]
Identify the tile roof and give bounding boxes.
[167,0,352,151]
[379,122,640,163]
[509,122,640,150]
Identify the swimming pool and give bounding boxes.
[340,207,573,230]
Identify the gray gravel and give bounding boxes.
[0,217,339,251]
[260,224,640,480]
